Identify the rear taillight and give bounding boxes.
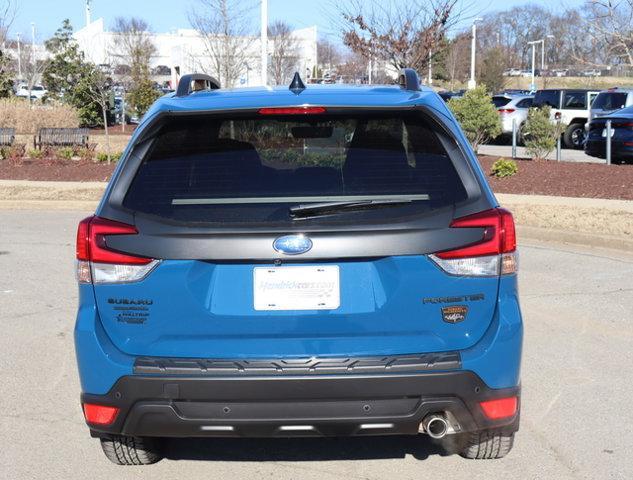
[612,121,633,129]
[83,403,120,425]
[498,108,516,114]
[76,216,159,284]
[429,208,518,276]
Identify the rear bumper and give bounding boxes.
[585,139,633,160]
[82,370,520,438]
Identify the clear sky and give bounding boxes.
[10,0,584,43]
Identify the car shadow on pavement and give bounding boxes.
[162,435,447,462]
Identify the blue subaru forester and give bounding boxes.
[74,69,522,465]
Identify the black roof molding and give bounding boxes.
[176,74,221,97]
[398,68,421,92]
[289,72,306,95]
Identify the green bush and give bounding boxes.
[448,85,501,152]
[96,151,122,163]
[523,106,566,160]
[127,80,160,118]
[57,147,75,160]
[28,149,44,159]
[491,158,518,178]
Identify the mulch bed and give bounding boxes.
[478,156,633,201]
[0,156,631,201]
[0,159,116,182]
[89,125,137,135]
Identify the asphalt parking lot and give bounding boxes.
[1,209,632,480]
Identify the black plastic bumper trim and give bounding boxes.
[133,352,462,376]
[82,370,520,438]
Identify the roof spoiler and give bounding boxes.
[398,68,421,92]
[176,74,221,97]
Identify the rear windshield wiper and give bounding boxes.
[289,197,422,219]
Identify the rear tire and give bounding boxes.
[458,429,515,459]
[563,123,586,149]
[100,435,163,465]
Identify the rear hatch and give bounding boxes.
[83,108,513,358]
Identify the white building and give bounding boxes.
[74,18,318,88]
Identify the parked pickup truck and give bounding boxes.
[533,89,600,148]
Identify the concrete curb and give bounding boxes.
[517,225,633,253]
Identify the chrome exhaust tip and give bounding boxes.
[422,414,449,439]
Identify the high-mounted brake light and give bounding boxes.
[76,216,158,284]
[83,403,120,425]
[258,107,327,115]
[429,208,518,276]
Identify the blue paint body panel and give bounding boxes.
[76,83,522,402]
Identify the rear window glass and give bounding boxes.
[492,96,512,108]
[533,90,560,108]
[592,92,628,111]
[516,98,533,108]
[123,113,468,224]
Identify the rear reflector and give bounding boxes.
[83,403,120,425]
[479,397,518,420]
[258,107,327,115]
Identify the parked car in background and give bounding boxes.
[503,68,522,77]
[491,94,513,108]
[590,88,633,121]
[497,95,534,139]
[15,84,48,100]
[503,89,533,96]
[438,90,465,102]
[585,105,633,164]
[533,89,600,148]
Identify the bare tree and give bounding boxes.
[19,44,49,102]
[317,39,342,72]
[337,0,462,74]
[81,66,114,161]
[337,51,368,83]
[0,0,17,46]
[583,1,633,67]
[444,34,470,90]
[268,21,299,85]
[189,0,256,88]
[110,17,157,83]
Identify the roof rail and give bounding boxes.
[398,68,421,92]
[176,74,221,97]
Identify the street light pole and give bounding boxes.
[529,41,536,91]
[528,35,555,91]
[31,23,35,49]
[260,0,268,86]
[467,18,482,90]
[16,33,21,79]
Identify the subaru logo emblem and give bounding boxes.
[273,235,313,255]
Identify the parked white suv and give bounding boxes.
[533,89,600,148]
[15,84,48,100]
